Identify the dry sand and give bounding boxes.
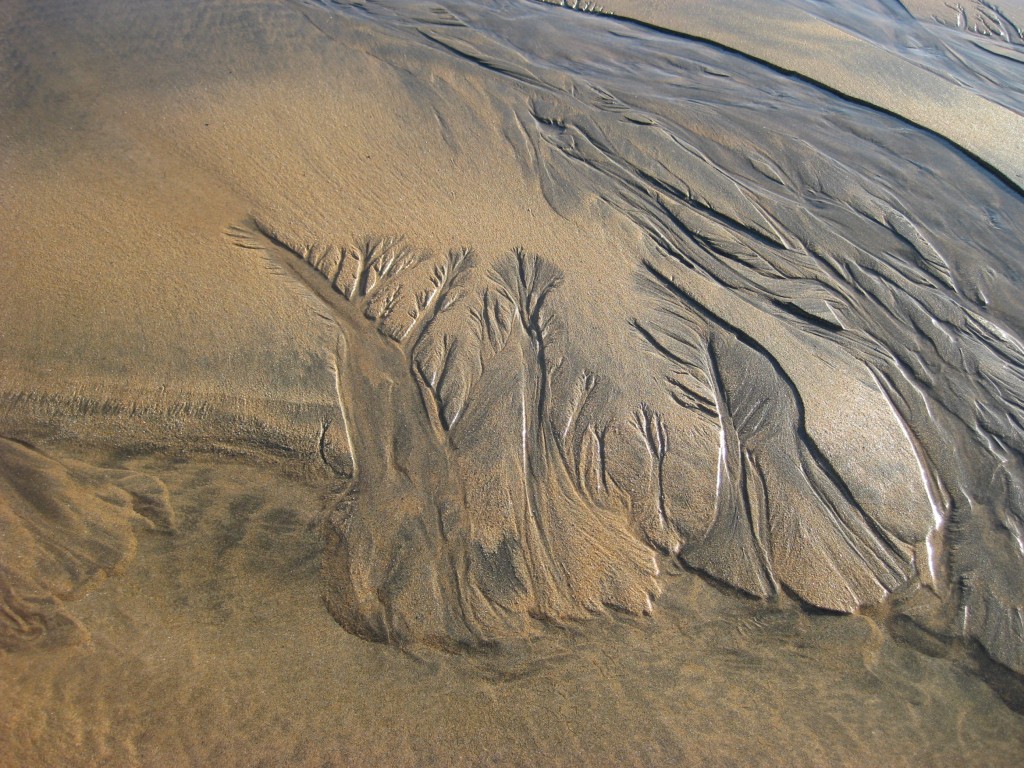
[1,0,1023,765]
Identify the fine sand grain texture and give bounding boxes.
[1,0,1023,765]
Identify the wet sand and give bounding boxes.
[598,0,1024,189]
[1,448,1021,767]
[2,0,1024,764]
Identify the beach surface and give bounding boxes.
[2,1,1023,764]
